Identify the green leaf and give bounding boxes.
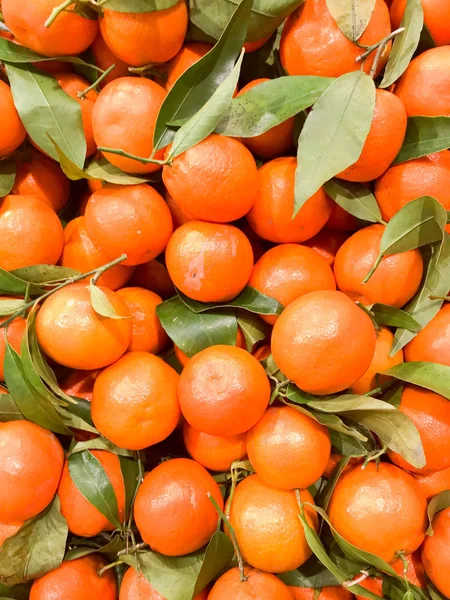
[426,490,450,535]
[428,585,447,600]
[64,536,126,561]
[380,0,424,88]
[48,137,90,181]
[325,0,376,41]
[0,299,26,316]
[383,361,450,400]
[122,550,205,600]
[168,50,245,159]
[370,304,421,332]
[216,76,333,137]
[193,531,234,596]
[0,582,31,600]
[119,457,140,520]
[324,179,383,224]
[279,557,340,588]
[0,391,22,422]
[0,160,16,197]
[316,456,352,512]
[156,296,238,357]
[0,497,68,587]
[5,64,86,168]
[391,236,450,354]
[68,451,122,529]
[100,0,178,10]
[11,265,80,284]
[70,438,136,458]
[89,283,129,319]
[306,395,397,413]
[329,428,374,457]
[85,157,151,185]
[345,408,426,469]
[178,286,284,315]
[294,71,375,216]
[153,0,253,151]
[394,117,450,164]
[3,344,71,435]
[236,310,270,352]
[190,0,304,42]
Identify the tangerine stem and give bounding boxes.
[97,147,167,165]
[429,295,450,301]
[98,560,123,577]
[0,254,128,330]
[44,0,72,28]
[78,65,116,99]
[356,27,405,64]
[362,254,383,284]
[208,493,247,582]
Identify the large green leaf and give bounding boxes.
[391,235,450,354]
[119,456,140,520]
[189,0,303,42]
[153,0,253,151]
[0,393,22,422]
[0,498,68,587]
[156,296,238,357]
[294,71,375,216]
[394,117,450,164]
[383,362,450,400]
[5,64,86,168]
[193,531,234,595]
[0,160,16,198]
[279,557,340,588]
[324,179,383,224]
[68,451,122,529]
[178,286,283,315]
[369,303,421,331]
[168,50,244,158]
[216,76,333,137]
[122,551,205,600]
[380,0,424,88]
[85,157,150,185]
[100,0,179,10]
[325,0,376,41]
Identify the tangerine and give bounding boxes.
[0,80,26,158]
[208,567,293,600]
[421,507,450,598]
[183,422,247,472]
[404,303,450,366]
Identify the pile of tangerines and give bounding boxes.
[0,0,449,599]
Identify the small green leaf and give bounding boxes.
[85,157,151,185]
[394,116,450,164]
[236,310,270,352]
[154,0,253,151]
[89,283,129,319]
[68,451,122,529]
[5,64,86,168]
[193,531,234,596]
[0,159,16,197]
[48,137,91,181]
[70,438,136,458]
[122,550,205,600]
[329,428,375,457]
[428,585,447,600]
[279,557,340,588]
[64,536,126,561]
[168,50,245,158]
[119,456,140,520]
[380,0,424,88]
[306,395,396,414]
[0,298,26,316]
[178,286,284,315]
[3,343,71,435]
[391,235,450,354]
[0,392,22,422]
[100,0,178,10]
[156,296,238,357]
[316,456,352,512]
[324,179,383,224]
[426,490,450,535]
[190,0,304,42]
[325,0,376,41]
[370,303,421,331]
[216,76,334,137]
[294,71,375,216]
[383,361,450,400]
[11,265,80,284]
[0,497,68,587]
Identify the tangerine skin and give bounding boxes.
[391,0,450,46]
[91,351,180,451]
[178,345,271,437]
[271,290,376,395]
[90,33,130,88]
[280,0,391,77]
[0,81,26,158]
[99,0,188,67]
[290,586,353,600]
[422,508,450,598]
[134,458,223,557]
[404,304,450,366]
[334,224,424,308]
[328,462,427,564]
[155,42,212,91]
[246,405,331,490]
[247,157,333,243]
[208,567,293,600]
[415,466,450,501]
[228,475,318,573]
[30,555,117,600]
[119,568,210,600]
[388,385,450,474]
[183,423,247,472]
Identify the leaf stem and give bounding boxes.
[0,254,128,330]
[356,27,405,65]
[98,560,123,577]
[208,493,247,583]
[97,147,167,166]
[362,254,383,284]
[428,295,450,301]
[44,0,72,27]
[78,64,116,99]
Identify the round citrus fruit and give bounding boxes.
[290,586,353,600]
[404,303,450,366]
[90,32,130,88]
[415,466,450,501]
[421,507,450,598]
[208,567,293,600]
[0,81,26,158]
[303,229,349,266]
[154,42,212,91]
[391,0,450,46]
[129,259,175,299]
[183,422,247,472]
